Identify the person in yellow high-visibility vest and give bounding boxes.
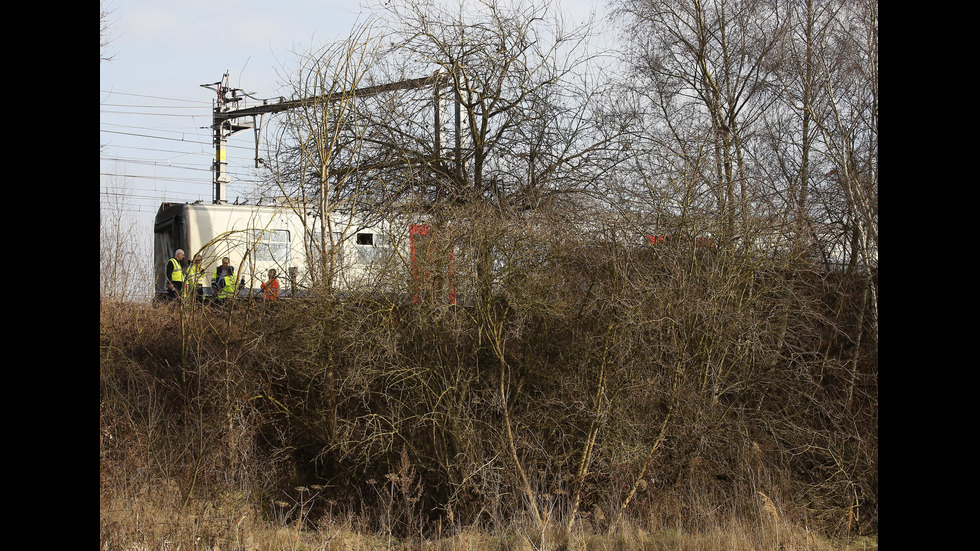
[165,249,185,300]
[216,265,239,300]
[184,253,205,301]
[212,257,231,286]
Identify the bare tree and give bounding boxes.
[352,0,623,322]
[261,21,391,293]
[100,173,151,302]
[764,0,839,255]
[613,0,788,243]
[100,1,116,63]
[369,0,608,203]
[809,0,877,300]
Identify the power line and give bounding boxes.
[100,169,265,187]
[101,102,208,110]
[100,129,256,153]
[100,128,208,143]
[101,190,207,203]
[101,121,208,132]
[100,109,208,118]
[100,172,211,185]
[100,156,213,173]
[99,143,212,157]
[99,90,210,104]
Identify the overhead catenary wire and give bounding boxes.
[99,90,211,104]
[100,129,254,152]
[100,157,213,173]
[101,89,268,190]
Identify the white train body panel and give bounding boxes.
[154,202,421,298]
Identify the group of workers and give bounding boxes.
[165,249,281,303]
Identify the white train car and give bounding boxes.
[153,201,424,299]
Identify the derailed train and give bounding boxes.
[153,200,440,300]
[154,200,872,302]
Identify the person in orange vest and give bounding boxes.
[261,269,280,301]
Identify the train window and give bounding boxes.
[356,232,390,263]
[253,229,290,263]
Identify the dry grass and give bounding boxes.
[100,486,877,551]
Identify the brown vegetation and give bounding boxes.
[101,209,877,550]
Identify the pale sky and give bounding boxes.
[99,0,608,224]
[100,0,375,216]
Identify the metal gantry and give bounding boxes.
[202,72,450,205]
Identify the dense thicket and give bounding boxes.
[100,207,876,540]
